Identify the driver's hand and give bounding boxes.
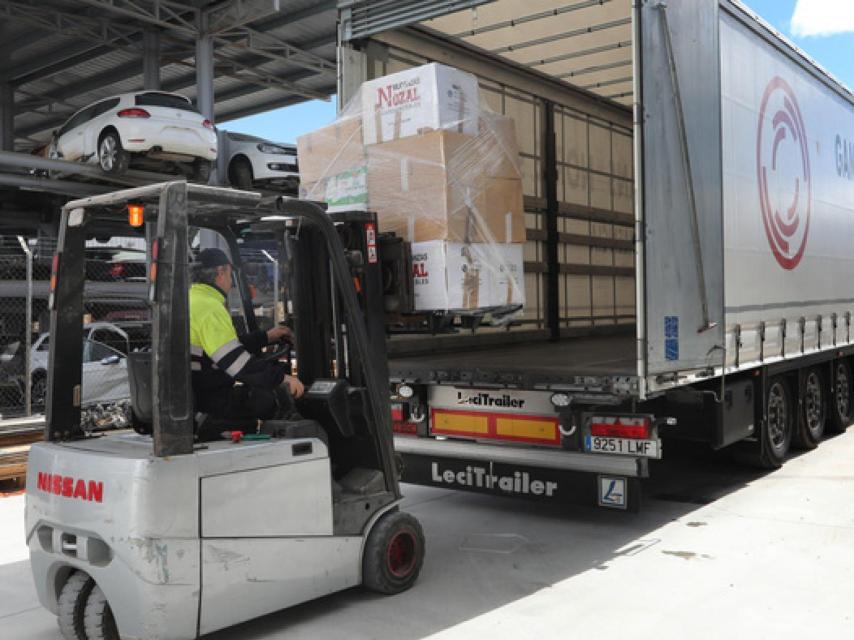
[282,374,305,398]
[266,325,293,344]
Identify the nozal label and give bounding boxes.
[376,77,421,109]
[36,472,104,503]
[431,462,557,496]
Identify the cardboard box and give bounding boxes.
[491,243,526,307]
[296,115,364,184]
[366,130,525,243]
[411,241,525,311]
[478,114,523,179]
[361,63,480,145]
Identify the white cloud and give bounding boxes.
[791,0,854,37]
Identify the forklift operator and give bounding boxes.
[189,248,305,425]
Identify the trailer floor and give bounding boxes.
[390,333,637,378]
[4,430,854,639]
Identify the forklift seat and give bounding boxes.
[127,351,153,431]
[129,351,329,446]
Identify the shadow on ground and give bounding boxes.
[201,440,778,640]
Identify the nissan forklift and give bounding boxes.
[25,181,425,640]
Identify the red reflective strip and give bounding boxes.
[431,408,560,446]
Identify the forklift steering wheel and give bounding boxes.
[262,338,292,362]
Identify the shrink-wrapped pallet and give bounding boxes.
[297,62,525,313]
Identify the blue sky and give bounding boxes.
[225,0,854,143]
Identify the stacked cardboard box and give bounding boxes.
[297,62,526,312]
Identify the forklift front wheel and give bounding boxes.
[362,510,425,595]
[83,585,120,640]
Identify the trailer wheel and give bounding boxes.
[794,368,826,449]
[362,510,425,595]
[828,359,853,434]
[83,585,119,640]
[761,377,793,468]
[57,571,95,640]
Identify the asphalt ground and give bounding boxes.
[2,430,853,640]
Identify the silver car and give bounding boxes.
[29,322,132,409]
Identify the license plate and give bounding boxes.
[585,435,661,458]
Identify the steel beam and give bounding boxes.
[249,0,336,32]
[0,82,13,151]
[204,0,283,33]
[0,1,142,51]
[74,0,332,76]
[211,56,330,100]
[216,87,336,122]
[0,40,108,83]
[143,28,161,90]
[213,26,335,76]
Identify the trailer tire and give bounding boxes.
[362,510,425,595]
[794,368,826,449]
[761,377,793,468]
[83,585,119,640]
[828,359,853,434]
[57,571,95,640]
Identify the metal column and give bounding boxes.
[143,29,161,91]
[543,101,560,341]
[0,83,13,152]
[195,15,214,121]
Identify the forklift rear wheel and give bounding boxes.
[57,571,95,640]
[362,510,425,595]
[83,585,119,640]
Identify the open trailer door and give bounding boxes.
[637,0,726,390]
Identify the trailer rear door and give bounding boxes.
[638,0,725,384]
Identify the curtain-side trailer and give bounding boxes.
[338,0,854,510]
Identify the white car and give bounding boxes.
[30,323,134,409]
[49,91,217,180]
[225,131,299,192]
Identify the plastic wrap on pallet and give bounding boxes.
[297,62,525,314]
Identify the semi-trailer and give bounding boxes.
[337,0,854,510]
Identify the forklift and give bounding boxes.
[25,181,425,640]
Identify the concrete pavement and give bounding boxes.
[2,430,853,639]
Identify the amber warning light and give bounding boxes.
[128,204,144,227]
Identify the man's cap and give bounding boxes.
[195,248,232,268]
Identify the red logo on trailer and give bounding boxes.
[756,76,811,270]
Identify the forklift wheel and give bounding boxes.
[57,571,95,640]
[83,585,119,640]
[362,510,425,595]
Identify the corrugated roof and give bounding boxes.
[2,0,338,150]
